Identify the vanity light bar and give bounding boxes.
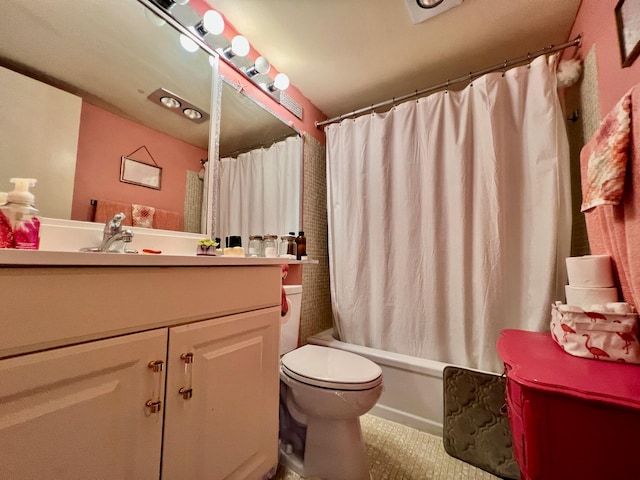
[147,87,210,124]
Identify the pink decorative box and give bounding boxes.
[550,303,640,364]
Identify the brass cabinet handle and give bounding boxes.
[179,352,194,400]
[147,359,165,415]
[146,399,162,414]
[179,387,193,400]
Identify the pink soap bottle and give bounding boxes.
[1,178,40,250]
[0,192,15,249]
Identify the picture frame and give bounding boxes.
[120,156,162,190]
[615,0,640,68]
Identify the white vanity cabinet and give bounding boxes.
[0,329,168,480]
[162,309,279,479]
[0,263,282,480]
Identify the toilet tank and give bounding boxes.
[281,285,302,355]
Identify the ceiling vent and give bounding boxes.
[404,0,463,24]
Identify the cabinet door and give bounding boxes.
[162,307,280,480]
[0,329,167,480]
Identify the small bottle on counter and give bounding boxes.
[287,232,297,257]
[248,235,264,257]
[296,231,307,260]
[279,234,291,257]
[263,234,278,258]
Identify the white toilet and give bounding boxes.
[279,285,383,480]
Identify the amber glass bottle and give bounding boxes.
[296,231,307,260]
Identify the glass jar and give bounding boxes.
[263,234,278,258]
[248,235,264,257]
[278,235,289,258]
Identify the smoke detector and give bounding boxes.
[404,0,463,24]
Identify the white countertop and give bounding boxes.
[0,249,316,267]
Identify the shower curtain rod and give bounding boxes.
[316,35,582,128]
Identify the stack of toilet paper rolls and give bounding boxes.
[565,255,619,309]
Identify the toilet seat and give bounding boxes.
[281,345,382,390]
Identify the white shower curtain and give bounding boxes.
[217,135,301,248]
[326,56,571,372]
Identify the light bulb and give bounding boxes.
[202,10,224,35]
[179,34,199,53]
[183,108,203,120]
[144,9,166,27]
[273,73,290,91]
[254,56,271,75]
[231,35,250,57]
[160,96,181,108]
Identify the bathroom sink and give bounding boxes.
[79,247,138,254]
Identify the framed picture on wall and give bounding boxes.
[120,156,162,190]
[615,0,640,67]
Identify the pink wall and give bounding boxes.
[189,0,327,144]
[72,102,206,223]
[569,0,640,115]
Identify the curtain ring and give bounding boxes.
[415,90,419,103]
[527,52,532,68]
[502,60,508,77]
[391,97,396,109]
[469,72,473,87]
[445,79,450,94]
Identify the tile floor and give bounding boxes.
[272,414,500,480]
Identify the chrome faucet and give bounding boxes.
[80,212,136,253]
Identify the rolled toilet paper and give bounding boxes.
[566,255,614,287]
[565,285,618,309]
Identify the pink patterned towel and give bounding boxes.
[581,91,632,212]
[132,204,155,228]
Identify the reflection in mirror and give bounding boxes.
[216,79,302,251]
[0,0,213,234]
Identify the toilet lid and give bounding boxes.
[281,345,382,390]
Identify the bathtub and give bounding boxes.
[307,328,450,437]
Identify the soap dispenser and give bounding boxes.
[1,178,40,250]
[0,192,14,249]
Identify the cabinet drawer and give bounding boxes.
[0,265,281,358]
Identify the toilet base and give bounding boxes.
[279,415,371,480]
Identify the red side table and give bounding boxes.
[497,329,640,480]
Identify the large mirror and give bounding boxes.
[0,0,302,241]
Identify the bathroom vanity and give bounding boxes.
[0,252,283,479]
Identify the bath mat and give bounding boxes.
[442,366,520,479]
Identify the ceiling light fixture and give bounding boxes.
[222,35,250,59]
[245,56,271,77]
[195,10,225,36]
[147,88,210,124]
[179,33,199,52]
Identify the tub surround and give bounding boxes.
[0,261,282,479]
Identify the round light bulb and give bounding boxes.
[273,73,290,91]
[144,9,166,27]
[179,34,199,53]
[183,108,203,120]
[231,35,250,57]
[202,10,224,35]
[254,56,271,75]
[160,96,181,109]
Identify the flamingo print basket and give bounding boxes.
[550,303,640,364]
